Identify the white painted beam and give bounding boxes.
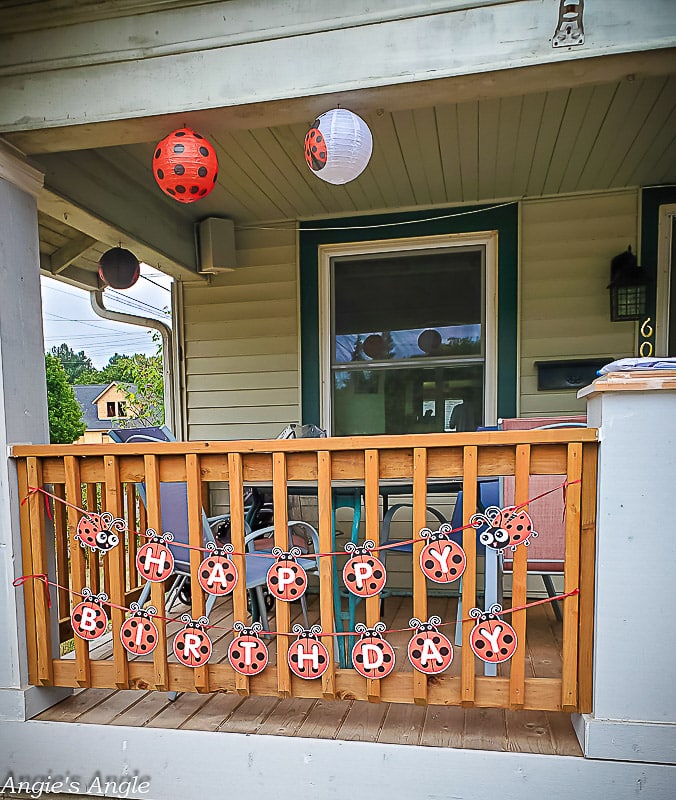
[49,232,97,274]
[0,0,673,138]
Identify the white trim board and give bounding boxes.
[0,720,674,800]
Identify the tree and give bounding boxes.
[113,338,165,427]
[79,353,135,385]
[44,353,86,443]
[50,343,94,383]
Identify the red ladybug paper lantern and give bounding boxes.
[152,128,218,203]
[120,603,159,656]
[228,621,269,676]
[74,511,125,553]
[469,604,518,664]
[407,616,454,675]
[266,546,308,602]
[136,529,175,582]
[351,622,395,679]
[419,524,466,584]
[288,624,330,680]
[470,505,538,554]
[343,540,386,598]
[197,542,238,596]
[71,588,109,641]
[98,247,141,290]
[173,614,212,667]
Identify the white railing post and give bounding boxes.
[0,146,70,720]
[575,372,676,763]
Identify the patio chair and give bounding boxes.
[498,416,586,622]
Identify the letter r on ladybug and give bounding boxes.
[181,633,203,662]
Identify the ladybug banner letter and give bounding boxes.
[469,604,518,664]
[228,621,269,676]
[198,542,238,596]
[71,588,109,641]
[74,511,125,553]
[287,624,330,680]
[120,603,159,656]
[266,547,308,602]
[173,614,212,667]
[343,540,387,598]
[351,622,395,679]
[136,529,175,582]
[407,616,454,675]
[470,505,538,553]
[419,524,466,584]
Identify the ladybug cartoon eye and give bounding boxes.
[493,528,509,543]
[479,530,495,546]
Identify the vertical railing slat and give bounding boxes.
[460,446,478,705]
[509,444,530,708]
[16,458,39,686]
[577,442,598,714]
[364,448,381,703]
[412,447,428,706]
[144,454,169,691]
[64,456,90,687]
[227,452,249,697]
[51,484,70,629]
[26,457,53,685]
[317,450,336,699]
[85,483,100,595]
[103,455,129,689]
[562,442,583,711]
[273,452,291,698]
[186,453,209,692]
[125,482,138,595]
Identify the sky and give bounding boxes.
[41,265,173,369]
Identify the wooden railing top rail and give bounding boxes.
[10,428,598,458]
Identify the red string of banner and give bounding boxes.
[23,479,580,560]
[12,572,578,637]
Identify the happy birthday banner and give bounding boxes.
[16,480,577,676]
[14,571,577,676]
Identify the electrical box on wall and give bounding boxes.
[197,217,236,273]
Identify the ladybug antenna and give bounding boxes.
[81,587,93,600]
[344,542,357,554]
[250,621,263,635]
[197,615,209,627]
[180,613,192,624]
[233,620,246,633]
[129,602,141,612]
[291,623,305,635]
[438,523,453,537]
[428,614,442,627]
[354,622,368,635]
[271,546,284,559]
[289,546,302,558]
[469,512,489,529]
[373,621,387,635]
[468,607,483,620]
[95,592,109,604]
[146,606,157,616]
[363,539,376,550]
[409,617,423,630]
[419,527,433,541]
[310,624,322,636]
[488,603,504,616]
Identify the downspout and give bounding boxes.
[90,290,176,435]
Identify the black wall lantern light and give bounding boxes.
[608,246,649,322]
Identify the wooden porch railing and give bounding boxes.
[11,429,597,713]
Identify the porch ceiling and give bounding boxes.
[12,53,676,288]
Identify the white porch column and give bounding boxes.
[0,140,70,720]
[575,372,676,764]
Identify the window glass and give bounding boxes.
[331,246,485,435]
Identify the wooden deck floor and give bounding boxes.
[38,594,582,757]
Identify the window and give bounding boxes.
[117,402,126,417]
[106,402,116,418]
[320,234,497,435]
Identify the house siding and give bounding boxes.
[519,189,638,416]
[182,226,299,442]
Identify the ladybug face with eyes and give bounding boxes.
[74,512,124,553]
[470,506,538,553]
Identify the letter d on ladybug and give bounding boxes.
[361,643,384,670]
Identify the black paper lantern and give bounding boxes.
[98,247,141,290]
[608,246,649,322]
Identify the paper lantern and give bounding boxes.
[304,108,372,184]
[98,247,140,289]
[153,127,218,203]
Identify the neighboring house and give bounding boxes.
[73,383,137,443]
[0,2,674,799]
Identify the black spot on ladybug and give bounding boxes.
[513,534,521,540]
[433,636,440,644]
[452,554,463,564]
[295,577,304,586]
[213,172,218,182]
[502,634,513,644]
[199,146,209,157]
[232,649,240,660]
[175,131,186,137]
[194,133,203,139]
[486,650,494,658]
[318,655,326,664]
[198,167,207,177]
[383,653,392,663]
[291,653,298,662]
[256,652,265,661]
[200,645,209,654]
[167,188,176,195]
[516,524,524,531]
[373,570,383,579]
[190,186,199,194]
[440,647,450,656]
[173,144,184,153]
[424,560,435,569]
[238,661,246,669]
[450,568,457,575]
[412,649,421,658]
[155,148,161,158]
[147,635,155,643]
[174,164,185,175]
[270,576,278,585]
[176,641,185,651]
[176,185,186,193]
[475,639,485,649]
[355,653,363,663]
[347,573,355,583]
[123,629,132,638]
[201,571,209,579]
[435,570,443,578]
[290,588,297,596]
[500,648,508,655]
[157,169,164,179]
[74,614,82,622]
[199,189,207,196]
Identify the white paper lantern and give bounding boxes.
[304,108,373,184]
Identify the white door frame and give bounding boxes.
[655,203,676,356]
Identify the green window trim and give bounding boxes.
[299,203,518,427]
